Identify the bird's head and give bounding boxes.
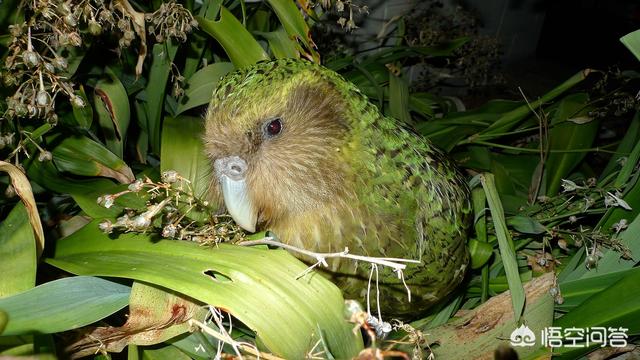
[203,60,358,232]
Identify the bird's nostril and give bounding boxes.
[214,156,248,181]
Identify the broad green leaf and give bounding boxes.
[544,93,599,195]
[620,29,640,62]
[142,41,179,154]
[0,310,6,334]
[47,222,363,359]
[469,239,493,269]
[508,216,548,234]
[94,67,131,158]
[71,85,93,129]
[0,203,36,297]
[161,116,212,209]
[51,135,134,184]
[257,27,299,59]
[176,62,234,115]
[388,69,411,124]
[480,173,525,321]
[196,8,269,69]
[552,267,640,359]
[27,160,146,219]
[265,0,319,61]
[558,267,640,310]
[0,160,44,256]
[0,276,130,335]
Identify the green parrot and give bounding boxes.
[203,58,470,319]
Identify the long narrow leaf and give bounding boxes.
[0,203,36,297]
[480,173,525,321]
[196,7,269,69]
[0,276,130,335]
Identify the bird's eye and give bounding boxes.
[264,117,283,137]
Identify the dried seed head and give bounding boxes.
[22,50,40,68]
[44,62,55,73]
[70,95,85,108]
[131,215,151,230]
[123,30,135,41]
[98,194,116,208]
[88,20,103,35]
[68,32,82,46]
[99,220,114,234]
[38,150,52,162]
[161,170,179,183]
[52,57,68,70]
[128,179,144,192]
[162,224,177,238]
[63,14,77,27]
[36,90,51,106]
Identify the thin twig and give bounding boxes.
[238,238,421,274]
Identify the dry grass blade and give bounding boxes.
[0,160,44,257]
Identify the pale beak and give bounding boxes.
[213,156,257,232]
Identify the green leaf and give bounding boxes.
[480,173,525,321]
[0,276,130,335]
[71,85,93,129]
[508,216,548,235]
[196,8,269,69]
[47,222,363,359]
[94,67,131,158]
[0,203,36,297]
[0,310,6,334]
[600,111,640,180]
[161,116,212,203]
[265,0,318,61]
[26,160,146,219]
[583,213,640,276]
[620,29,640,62]
[559,267,640,310]
[480,70,592,138]
[544,93,599,195]
[469,239,493,269]
[388,69,411,124]
[176,62,234,115]
[614,112,640,189]
[51,135,134,184]
[142,345,192,360]
[142,41,179,154]
[257,27,299,59]
[553,267,640,359]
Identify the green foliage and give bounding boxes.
[0,0,639,358]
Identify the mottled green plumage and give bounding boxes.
[204,58,470,318]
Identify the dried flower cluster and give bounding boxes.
[146,1,198,43]
[313,0,368,32]
[97,171,245,244]
[524,175,634,271]
[1,0,197,132]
